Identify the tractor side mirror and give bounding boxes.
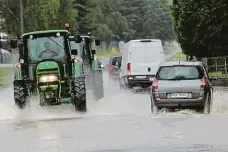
[9,39,18,48]
[75,35,82,43]
[91,50,96,55]
[71,49,78,55]
[18,43,24,58]
[95,39,100,46]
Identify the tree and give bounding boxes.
[170,0,228,57]
[0,0,77,36]
[0,0,20,35]
[122,0,174,42]
[73,0,90,33]
[0,0,175,44]
[84,0,130,41]
[24,0,77,31]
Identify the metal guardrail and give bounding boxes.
[0,64,13,68]
[203,57,228,78]
[0,52,12,64]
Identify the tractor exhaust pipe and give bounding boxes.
[63,64,66,77]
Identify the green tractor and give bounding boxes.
[9,29,103,112]
[68,33,104,100]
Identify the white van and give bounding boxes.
[119,39,165,88]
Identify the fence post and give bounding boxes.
[225,57,227,76]
[205,58,208,71]
[215,57,218,78]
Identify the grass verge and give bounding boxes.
[0,67,13,86]
[208,72,228,78]
[96,51,120,58]
[168,52,187,61]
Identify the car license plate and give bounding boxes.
[136,76,146,79]
[168,93,188,98]
[149,77,154,81]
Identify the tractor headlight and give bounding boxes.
[39,75,58,83]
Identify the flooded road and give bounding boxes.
[1,50,228,151]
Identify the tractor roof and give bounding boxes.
[22,30,69,37]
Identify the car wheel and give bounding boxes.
[203,93,211,114]
[150,95,159,115]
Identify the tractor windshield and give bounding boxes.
[27,36,67,63]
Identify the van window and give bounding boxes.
[157,66,204,80]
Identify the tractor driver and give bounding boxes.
[38,42,59,59]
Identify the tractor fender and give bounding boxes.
[14,63,22,80]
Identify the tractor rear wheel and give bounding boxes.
[73,77,87,112]
[14,85,27,109]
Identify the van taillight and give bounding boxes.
[200,77,206,88]
[127,63,131,73]
[152,78,158,89]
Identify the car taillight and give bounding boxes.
[127,63,131,73]
[199,77,207,99]
[200,77,206,88]
[152,77,160,100]
[108,65,113,72]
[152,77,158,89]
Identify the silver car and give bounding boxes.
[108,56,122,75]
[150,61,217,114]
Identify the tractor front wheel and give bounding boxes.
[14,85,27,109]
[73,77,87,112]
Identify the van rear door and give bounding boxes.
[130,41,147,75]
[146,40,164,75]
[130,40,163,75]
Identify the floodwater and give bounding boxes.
[1,50,228,152]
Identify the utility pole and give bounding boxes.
[20,0,24,35]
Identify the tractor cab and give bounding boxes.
[27,33,68,63]
[68,33,101,67]
[10,30,77,82]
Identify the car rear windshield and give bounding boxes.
[157,65,204,80]
[111,57,122,65]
